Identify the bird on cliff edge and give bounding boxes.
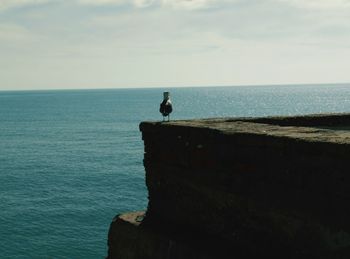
[159,92,172,122]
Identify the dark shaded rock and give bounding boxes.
[107,211,221,259]
[108,113,350,258]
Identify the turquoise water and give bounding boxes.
[1,84,350,258]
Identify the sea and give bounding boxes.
[1,84,350,258]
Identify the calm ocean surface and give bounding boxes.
[1,84,350,258]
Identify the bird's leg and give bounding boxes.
[163,116,165,122]
[168,115,170,122]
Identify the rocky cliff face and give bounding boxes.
[107,114,350,259]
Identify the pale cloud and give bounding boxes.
[278,0,350,9]
[160,0,217,10]
[74,0,350,11]
[1,0,350,90]
[73,0,155,8]
[0,0,239,11]
[0,23,33,41]
[76,0,127,6]
[77,0,217,9]
[0,0,53,10]
[134,0,155,8]
[2,0,349,12]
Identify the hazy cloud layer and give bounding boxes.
[0,0,216,10]
[2,0,350,11]
[0,0,53,10]
[279,0,350,9]
[1,0,350,89]
[77,0,222,9]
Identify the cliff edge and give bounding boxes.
[107,113,350,259]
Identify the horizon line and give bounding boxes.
[0,82,349,92]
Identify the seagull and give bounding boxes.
[159,92,172,122]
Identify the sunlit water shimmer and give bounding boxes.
[1,84,350,258]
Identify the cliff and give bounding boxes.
[107,113,350,259]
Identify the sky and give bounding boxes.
[1,0,350,90]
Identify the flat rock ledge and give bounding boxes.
[107,211,216,259]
